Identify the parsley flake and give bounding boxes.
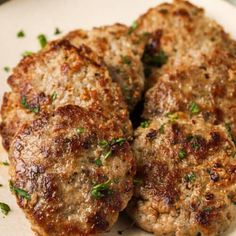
[166,112,179,122]
[101,150,112,160]
[17,30,25,38]
[76,127,85,134]
[1,161,9,166]
[22,51,33,57]
[184,172,196,182]
[9,181,31,200]
[0,202,11,216]
[189,102,200,115]
[128,21,138,34]
[91,180,112,199]
[159,124,165,134]
[178,149,187,160]
[140,121,150,128]
[21,96,40,113]
[51,92,57,101]
[38,34,48,48]
[94,159,102,167]
[98,140,109,148]
[54,27,61,35]
[3,66,10,72]
[142,50,168,68]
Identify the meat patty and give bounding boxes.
[64,23,145,110]
[134,0,236,88]
[143,50,236,140]
[127,112,236,236]
[0,40,132,150]
[9,105,135,236]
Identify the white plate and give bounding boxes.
[0,0,236,235]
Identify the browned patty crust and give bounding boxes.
[134,0,236,88]
[9,105,136,236]
[0,40,132,150]
[64,23,145,110]
[127,113,236,236]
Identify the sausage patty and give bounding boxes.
[0,40,132,150]
[143,50,236,139]
[9,105,135,236]
[134,0,236,88]
[127,113,236,236]
[64,23,145,110]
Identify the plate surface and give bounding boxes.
[0,0,236,235]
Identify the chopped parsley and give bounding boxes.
[76,127,85,134]
[91,180,112,199]
[3,66,10,72]
[98,140,109,148]
[51,92,57,101]
[9,181,31,200]
[128,21,138,34]
[94,159,102,167]
[140,121,150,128]
[142,50,168,68]
[189,102,200,115]
[1,161,9,166]
[225,123,236,146]
[121,56,132,66]
[54,27,61,35]
[110,137,126,146]
[22,51,33,57]
[166,112,178,122]
[17,30,25,38]
[21,96,40,113]
[101,150,112,160]
[184,172,196,182]
[159,124,165,134]
[178,149,187,160]
[0,202,11,216]
[37,34,48,48]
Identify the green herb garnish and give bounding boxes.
[0,202,10,216]
[110,137,126,146]
[17,30,25,38]
[91,180,112,199]
[76,127,85,135]
[166,112,179,122]
[189,102,200,115]
[159,124,165,134]
[51,92,57,101]
[22,51,33,57]
[128,21,138,34]
[94,159,102,167]
[133,179,142,186]
[1,161,9,166]
[3,66,10,72]
[178,149,187,160]
[184,172,196,182]
[121,56,132,66]
[9,181,31,200]
[101,150,112,160]
[37,34,47,48]
[142,50,168,68]
[21,96,40,113]
[98,140,109,148]
[54,27,61,35]
[140,121,150,128]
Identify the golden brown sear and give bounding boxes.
[9,105,135,236]
[127,113,236,236]
[64,23,145,110]
[143,50,236,138]
[134,0,236,88]
[0,40,132,150]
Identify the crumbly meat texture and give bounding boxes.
[0,40,132,150]
[9,105,136,236]
[143,50,236,137]
[127,113,236,236]
[64,23,145,110]
[135,0,236,88]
